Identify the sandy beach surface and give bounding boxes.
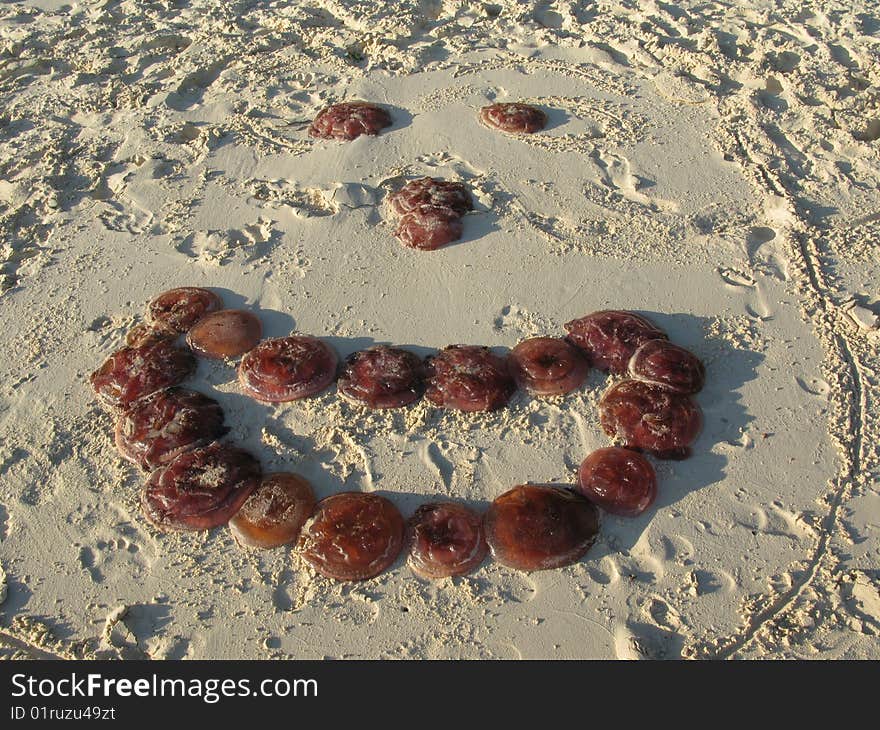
[0,0,878,660]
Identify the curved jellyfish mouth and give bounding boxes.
[96,298,703,578]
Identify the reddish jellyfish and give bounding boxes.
[407,502,488,579]
[238,335,338,403]
[337,345,425,409]
[147,287,222,333]
[141,442,261,532]
[308,101,392,141]
[90,340,196,410]
[479,102,548,134]
[125,322,175,348]
[425,345,516,412]
[387,178,474,251]
[484,484,599,572]
[395,205,464,251]
[186,309,262,359]
[628,339,705,395]
[565,310,667,374]
[115,388,227,471]
[229,473,316,549]
[577,447,657,517]
[387,177,473,217]
[297,492,404,581]
[599,379,702,460]
[508,337,589,396]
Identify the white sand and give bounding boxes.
[0,0,878,659]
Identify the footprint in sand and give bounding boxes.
[590,149,679,212]
[176,219,278,264]
[653,70,711,105]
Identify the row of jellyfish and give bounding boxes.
[89,288,705,580]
